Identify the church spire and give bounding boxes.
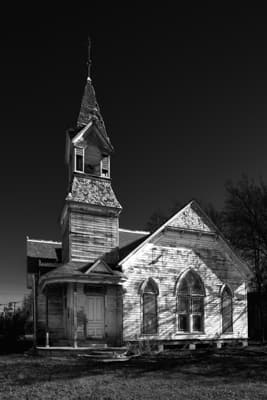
[76,39,111,147]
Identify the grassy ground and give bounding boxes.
[0,346,267,399]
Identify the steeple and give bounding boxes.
[76,39,111,148]
[61,41,122,264]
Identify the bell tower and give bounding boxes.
[61,40,122,264]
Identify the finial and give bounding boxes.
[87,36,92,81]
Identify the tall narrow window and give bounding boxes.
[141,278,158,335]
[74,147,84,173]
[177,270,205,333]
[221,286,233,333]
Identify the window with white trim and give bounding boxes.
[177,270,205,333]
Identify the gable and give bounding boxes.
[119,201,252,280]
[85,260,114,275]
[167,202,215,232]
[72,120,113,154]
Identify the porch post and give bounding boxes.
[32,274,37,347]
[45,288,49,348]
[73,283,78,348]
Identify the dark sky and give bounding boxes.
[1,6,267,303]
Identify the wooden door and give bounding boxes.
[87,296,105,338]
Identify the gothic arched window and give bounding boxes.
[177,270,205,333]
[140,278,159,335]
[221,285,233,333]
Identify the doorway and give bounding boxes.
[87,296,105,338]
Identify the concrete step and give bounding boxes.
[77,353,130,362]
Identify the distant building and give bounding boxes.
[27,43,252,349]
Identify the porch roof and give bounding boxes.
[39,261,124,291]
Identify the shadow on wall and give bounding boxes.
[123,274,247,340]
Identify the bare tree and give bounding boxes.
[145,208,168,232]
[222,176,267,340]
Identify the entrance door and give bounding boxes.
[87,296,105,338]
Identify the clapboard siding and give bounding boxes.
[70,212,119,262]
[155,230,219,249]
[37,292,46,332]
[121,233,248,341]
[37,285,65,342]
[47,286,64,340]
[62,219,70,263]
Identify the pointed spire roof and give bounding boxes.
[77,39,110,144]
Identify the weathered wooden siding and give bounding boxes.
[69,212,119,262]
[37,291,46,339]
[37,285,65,343]
[121,237,248,342]
[155,230,218,249]
[66,283,73,339]
[61,218,70,264]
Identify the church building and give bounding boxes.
[27,44,252,350]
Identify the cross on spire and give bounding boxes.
[87,36,92,80]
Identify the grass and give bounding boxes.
[0,346,267,399]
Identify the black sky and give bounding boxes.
[1,6,267,303]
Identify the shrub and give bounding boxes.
[0,310,31,354]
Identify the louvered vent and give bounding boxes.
[101,156,110,178]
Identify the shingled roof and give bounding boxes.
[27,238,62,261]
[118,228,149,248]
[26,229,149,263]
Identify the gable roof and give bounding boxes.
[27,238,62,261]
[119,201,253,280]
[71,119,113,154]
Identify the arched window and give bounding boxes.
[140,278,159,335]
[177,270,205,333]
[221,285,233,333]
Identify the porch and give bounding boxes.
[37,269,123,348]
